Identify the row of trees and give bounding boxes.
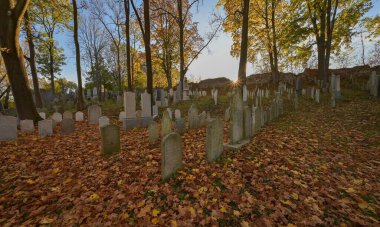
[219,0,379,88]
[0,0,221,119]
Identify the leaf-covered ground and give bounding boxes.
[1,90,379,226]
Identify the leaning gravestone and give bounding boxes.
[75,111,84,122]
[0,116,17,141]
[38,119,53,137]
[20,120,34,133]
[148,121,159,143]
[63,111,73,119]
[51,112,63,123]
[206,118,224,162]
[88,105,102,125]
[100,125,120,156]
[61,118,75,135]
[161,132,183,181]
[188,105,199,129]
[99,116,110,128]
[161,111,172,137]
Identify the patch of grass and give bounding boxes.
[362,194,377,204]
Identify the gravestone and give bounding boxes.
[119,111,126,122]
[199,111,207,127]
[61,118,75,135]
[315,89,320,103]
[39,112,46,119]
[161,132,183,181]
[152,105,158,116]
[101,125,120,156]
[38,120,53,137]
[244,106,252,139]
[243,85,248,102]
[148,121,159,143]
[174,109,181,119]
[175,118,186,135]
[124,91,136,118]
[63,111,73,119]
[141,92,152,117]
[0,116,17,141]
[224,107,230,121]
[224,89,249,150]
[20,120,34,133]
[166,108,173,120]
[206,118,224,162]
[188,105,199,129]
[99,116,110,128]
[75,111,84,121]
[88,105,102,125]
[136,110,142,118]
[213,89,218,105]
[51,112,63,123]
[161,111,172,137]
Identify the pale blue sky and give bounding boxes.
[58,0,380,84]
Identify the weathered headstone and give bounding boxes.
[38,120,53,137]
[152,105,158,116]
[175,118,186,135]
[161,111,172,137]
[99,116,110,128]
[315,89,320,103]
[148,121,159,143]
[51,112,63,123]
[88,105,102,125]
[188,105,199,129]
[206,118,224,162]
[20,120,34,133]
[199,111,207,127]
[61,118,75,135]
[141,92,152,117]
[174,109,181,119]
[213,89,218,105]
[244,106,252,139]
[224,107,230,121]
[119,111,126,122]
[100,125,120,156]
[0,116,17,141]
[161,132,183,180]
[124,91,136,118]
[75,111,84,122]
[39,112,46,119]
[63,111,73,119]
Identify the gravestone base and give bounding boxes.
[123,117,153,130]
[223,140,250,151]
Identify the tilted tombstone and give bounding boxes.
[38,119,53,137]
[39,112,46,119]
[161,132,183,181]
[100,125,120,156]
[88,105,102,125]
[51,112,63,123]
[20,120,34,133]
[206,118,224,162]
[148,121,159,143]
[141,92,152,118]
[75,111,84,122]
[188,105,199,129]
[61,118,75,135]
[99,116,110,128]
[243,106,252,139]
[174,109,181,120]
[161,110,172,137]
[63,111,73,119]
[0,116,17,141]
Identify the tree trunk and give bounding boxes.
[48,44,56,95]
[237,0,250,86]
[72,0,85,110]
[271,0,279,83]
[177,0,185,99]
[144,0,154,107]
[4,87,10,109]
[0,0,41,121]
[124,0,133,91]
[24,11,43,108]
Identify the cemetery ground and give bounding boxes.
[1,90,379,226]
